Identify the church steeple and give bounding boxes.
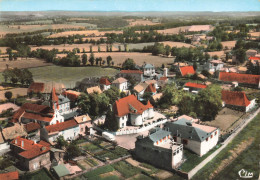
[50,87,59,110]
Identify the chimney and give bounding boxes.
[21,140,24,148]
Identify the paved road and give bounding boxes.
[188,108,260,179]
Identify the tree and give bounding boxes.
[90,45,93,53]
[106,56,112,66]
[193,62,198,71]
[234,48,246,64]
[194,85,222,121]
[56,135,68,149]
[66,142,81,160]
[78,93,91,114]
[4,91,12,101]
[104,108,118,131]
[204,52,210,61]
[110,44,113,52]
[104,86,120,104]
[98,45,101,52]
[82,53,88,66]
[122,58,136,70]
[178,95,195,115]
[124,44,128,52]
[89,53,95,66]
[118,45,121,52]
[164,45,171,56]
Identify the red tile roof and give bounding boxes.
[45,120,78,133]
[159,77,168,81]
[52,87,59,102]
[62,91,80,102]
[24,122,41,133]
[28,82,45,93]
[11,103,51,123]
[145,83,156,93]
[249,56,260,60]
[219,72,260,85]
[180,66,195,76]
[23,112,53,122]
[120,70,143,74]
[99,77,111,85]
[221,90,251,107]
[184,82,207,89]
[0,171,19,180]
[113,95,153,117]
[11,137,50,159]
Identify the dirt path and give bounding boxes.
[208,137,254,180]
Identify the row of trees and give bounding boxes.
[2,68,33,85]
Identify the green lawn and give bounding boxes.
[83,165,114,179]
[192,112,260,180]
[28,66,119,87]
[131,174,153,180]
[20,168,54,180]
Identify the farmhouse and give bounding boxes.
[99,77,111,91]
[112,77,128,92]
[134,81,157,100]
[142,63,155,77]
[113,95,154,128]
[164,118,219,156]
[40,119,80,143]
[118,70,143,82]
[183,82,207,94]
[10,137,51,171]
[27,82,45,94]
[134,128,183,170]
[221,90,256,112]
[219,72,260,88]
[179,66,195,77]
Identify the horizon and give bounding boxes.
[1,0,260,12]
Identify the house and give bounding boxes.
[249,56,260,66]
[134,128,183,170]
[221,90,256,112]
[99,77,111,91]
[183,82,207,94]
[10,137,51,171]
[0,171,19,180]
[157,77,168,88]
[86,86,102,94]
[134,82,149,99]
[113,95,154,128]
[143,63,155,76]
[24,122,41,139]
[145,83,157,95]
[219,72,260,88]
[76,77,99,91]
[246,49,258,57]
[2,123,27,142]
[179,66,195,76]
[164,118,219,156]
[205,60,224,73]
[27,82,45,94]
[74,114,93,136]
[112,77,128,92]
[40,119,80,143]
[118,70,143,82]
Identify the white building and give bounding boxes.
[164,118,219,156]
[99,77,111,91]
[113,95,154,128]
[112,77,128,92]
[143,63,155,76]
[205,60,224,73]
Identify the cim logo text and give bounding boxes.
[238,169,253,179]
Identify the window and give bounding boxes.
[215,131,217,135]
[173,136,177,142]
[206,137,209,141]
[211,135,213,138]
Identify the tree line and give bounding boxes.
[2,68,33,85]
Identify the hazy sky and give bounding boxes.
[1,0,260,12]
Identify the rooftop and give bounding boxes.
[112,77,128,84]
[184,82,207,89]
[28,82,45,93]
[0,171,19,180]
[99,77,111,85]
[74,114,91,124]
[180,66,195,76]
[219,72,260,85]
[2,123,27,141]
[120,70,143,74]
[222,90,251,107]
[45,119,78,133]
[86,86,102,94]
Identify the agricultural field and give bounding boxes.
[221,41,236,50]
[27,66,119,88]
[0,88,28,100]
[156,26,190,35]
[0,58,52,72]
[127,19,160,26]
[56,52,174,67]
[207,51,225,58]
[161,41,194,48]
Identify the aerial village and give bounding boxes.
[0,8,259,180]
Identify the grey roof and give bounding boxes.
[148,129,171,143]
[164,118,210,142]
[143,63,154,69]
[58,95,70,104]
[62,111,79,120]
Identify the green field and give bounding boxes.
[20,168,54,180]
[192,112,260,180]
[28,66,119,88]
